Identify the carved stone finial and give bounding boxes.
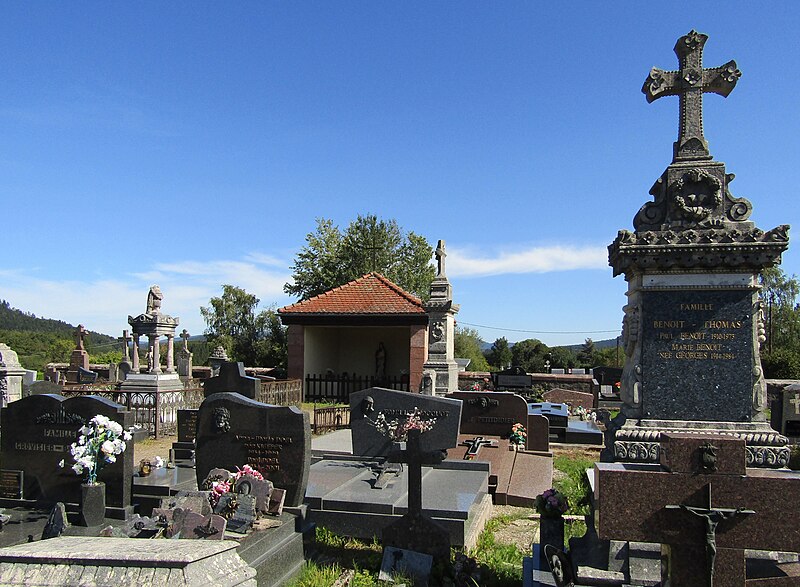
[146,285,163,315]
[643,30,740,162]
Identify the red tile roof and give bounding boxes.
[278,273,425,315]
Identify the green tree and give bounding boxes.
[511,338,549,373]
[454,326,490,372]
[285,215,435,300]
[200,285,287,369]
[486,337,513,370]
[759,267,800,378]
[548,346,578,370]
[593,346,623,368]
[577,338,596,367]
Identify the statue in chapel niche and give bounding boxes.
[375,342,387,379]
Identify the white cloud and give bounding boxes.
[0,254,293,337]
[447,244,608,277]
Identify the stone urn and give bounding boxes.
[79,482,106,527]
[538,515,565,563]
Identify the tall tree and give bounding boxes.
[549,346,578,370]
[454,326,490,372]
[200,285,287,369]
[284,215,435,300]
[759,267,800,378]
[577,338,596,367]
[511,338,549,373]
[486,337,513,370]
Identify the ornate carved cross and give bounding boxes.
[435,240,447,277]
[642,30,741,162]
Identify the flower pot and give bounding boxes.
[79,482,106,527]
[539,515,565,562]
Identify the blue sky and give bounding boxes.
[2,3,798,347]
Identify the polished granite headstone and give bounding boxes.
[350,387,462,457]
[203,361,260,399]
[446,391,528,437]
[195,392,310,507]
[0,394,134,518]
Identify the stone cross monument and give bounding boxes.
[423,240,460,396]
[606,31,790,468]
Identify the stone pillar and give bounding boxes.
[423,240,460,396]
[287,325,305,381]
[409,325,427,393]
[132,335,140,372]
[149,335,161,374]
[165,334,175,374]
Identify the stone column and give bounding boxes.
[149,335,162,374]
[165,334,175,374]
[132,335,140,371]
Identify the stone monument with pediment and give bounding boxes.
[122,285,183,392]
[606,31,790,468]
[423,240,460,396]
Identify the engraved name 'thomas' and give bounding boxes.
[652,303,743,362]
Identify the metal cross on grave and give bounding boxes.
[642,30,741,162]
[381,428,451,561]
[460,436,497,460]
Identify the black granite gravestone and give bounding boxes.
[177,409,199,443]
[203,361,259,399]
[446,391,529,437]
[195,392,310,507]
[0,394,133,517]
[350,387,462,457]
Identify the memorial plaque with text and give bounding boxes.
[642,290,754,421]
[0,470,23,499]
[178,409,199,443]
[446,391,528,437]
[195,392,310,507]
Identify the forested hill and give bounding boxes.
[0,300,118,371]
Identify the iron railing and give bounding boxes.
[304,373,409,403]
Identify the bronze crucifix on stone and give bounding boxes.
[642,30,741,162]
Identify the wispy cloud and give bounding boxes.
[1,254,292,338]
[448,244,608,277]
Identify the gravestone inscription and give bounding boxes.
[177,409,199,443]
[642,290,753,421]
[0,394,133,513]
[195,392,310,507]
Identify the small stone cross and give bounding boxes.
[435,240,447,277]
[180,329,191,353]
[121,329,132,362]
[642,30,741,162]
[74,324,87,350]
[790,393,800,416]
[460,436,496,460]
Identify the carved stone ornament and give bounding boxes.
[698,442,718,473]
[431,320,445,342]
[467,396,500,409]
[670,168,722,223]
[212,407,231,434]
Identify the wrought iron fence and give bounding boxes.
[313,405,351,435]
[304,373,409,403]
[258,379,302,406]
[60,386,204,439]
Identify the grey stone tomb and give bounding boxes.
[423,240,460,395]
[607,30,790,467]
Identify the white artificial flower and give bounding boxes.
[79,425,90,436]
[108,422,123,435]
[58,459,65,468]
[72,464,83,474]
[101,440,115,455]
[107,455,116,463]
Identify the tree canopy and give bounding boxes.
[485,337,512,370]
[200,285,287,370]
[453,326,490,372]
[759,267,800,378]
[284,215,435,301]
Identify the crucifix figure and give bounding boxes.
[460,436,496,460]
[74,324,87,351]
[435,240,447,277]
[666,483,753,587]
[642,30,741,162]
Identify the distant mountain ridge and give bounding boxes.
[480,337,619,352]
[0,300,115,343]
